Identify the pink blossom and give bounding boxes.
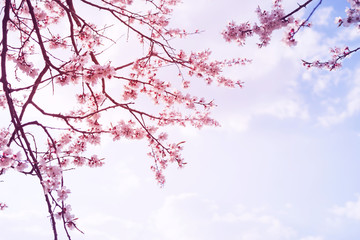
[57,187,71,201]
[0,203,7,210]
[341,0,360,27]
[0,95,7,109]
[87,155,104,168]
[42,178,61,193]
[0,155,13,168]
[15,162,28,172]
[0,129,9,150]
[73,156,86,167]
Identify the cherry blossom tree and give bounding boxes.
[0,0,246,238]
[1,0,359,239]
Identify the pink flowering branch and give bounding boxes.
[302,46,360,70]
[223,0,360,71]
[222,0,320,47]
[0,0,248,239]
[282,0,322,45]
[304,0,360,70]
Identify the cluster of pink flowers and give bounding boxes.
[55,204,78,230]
[0,129,27,210]
[40,162,63,193]
[10,0,65,29]
[253,2,293,47]
[148,140,185,186]
[122,85,139,101]
[57,53,108,86]
[222,21,252,46]
[87,155,104,168]
[0,148,16,169]
[56,54,115,87]
[0,130,26,173]
[336,0,360,27]
[56,187,71,202]
[0,130,9,149]
[7,53,39,78]
[83,64,115,86]
[223,0,295,47]
[0,94,6,109]
[52,131,103,168]
[38,2,66,26]
[76,25,102,49]
[111,120,147,141]
[0,203,7,210]
[283,20,311,47]
[156,106,219,129]
[148,136,188,185]
[188,50,247,87]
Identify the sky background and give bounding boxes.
[1,0,360,240]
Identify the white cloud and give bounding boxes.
[257,99,309,120]
[0,209,52,240]
[152,193,211,240]
[317,112,347,127]
[331,195,360,220]
[313,7,334,26]
[152,194,297,240]
[213,211,296,240]
[332,26,360,43]
[307,73,333,95]
[223,115,252,132]
[318,67,360,126]
[75,214,144,240]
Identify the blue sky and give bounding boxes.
[1,0,360,240]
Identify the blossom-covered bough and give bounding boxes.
[1,0,360,239]
[223,0,360,70]
[0,0,247,238]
